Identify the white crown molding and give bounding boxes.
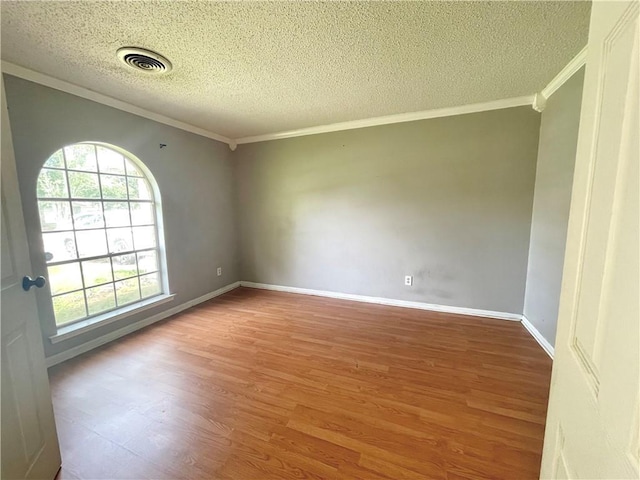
[1,61,233,146]
[532,93,547,113]
[235,95,535,145]
[45,281,240,367]
[521,315,555,359]
[240,281,522,321]
[6,50,588,149]
[540,45,588,101]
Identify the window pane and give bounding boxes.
[44,150,64,169]
[113,256,138,280]
[130,202,154,225]
[104,202,131,227]
[47,262,83,295]
[97,147,125,175]
[71,202,103,229]
[140,272,161,298]
[42,231,77,263]
[81,258,113,287]
[101,174,128,199]
[65,144,97,172]
[38,143,163,326]
[38,201,72,232]
[115,278,140,306]
[125,158,143,177]
[137,250,158,274]
[107,227,133,254]
[68,172,100,199]
[76,229,108,258]
[132,226,156,250]
[127,177,152,200]
[86,283,116,315]
[52,291,86,326]
[37,169,68,198]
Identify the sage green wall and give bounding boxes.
[523,68,585,347]
[3,75,240,359]
[235,107,541,314]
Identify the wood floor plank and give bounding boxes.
[52,287,552,479]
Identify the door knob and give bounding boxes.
[22,275,46,291]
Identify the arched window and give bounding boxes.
[37,142,165,326]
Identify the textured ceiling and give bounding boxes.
[1,1,591,139]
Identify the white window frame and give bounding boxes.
[36,142,172,340]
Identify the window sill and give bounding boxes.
[49,293,175,344]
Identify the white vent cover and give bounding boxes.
[116,47,172,74]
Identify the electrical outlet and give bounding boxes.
[217,267,222,276]
[404,275,413,286]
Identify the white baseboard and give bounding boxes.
[45,281,240,367]
[46,280,553,367]
[239,281,522,322]
[242,281,556,359]
[521,315,555,359]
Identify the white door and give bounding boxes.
[540,2,639,479]
[1,78,61,479]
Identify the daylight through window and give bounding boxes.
[37,143,163,326]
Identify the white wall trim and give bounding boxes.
[532,93,547,113]
[45,281,240,367]
[2,61,541,147]
[1,61,233,146]
[521,315,555,359]
[240,281,522,321]
[2,46,585,149]
[44,281,555,367]
[541,46,587,100]
[235,95,535,145]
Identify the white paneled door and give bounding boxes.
[1,78,61,479]
[540,1,639,479]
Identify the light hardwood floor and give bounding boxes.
[50,287,552,479]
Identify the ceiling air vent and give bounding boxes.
[116,47,172,74]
